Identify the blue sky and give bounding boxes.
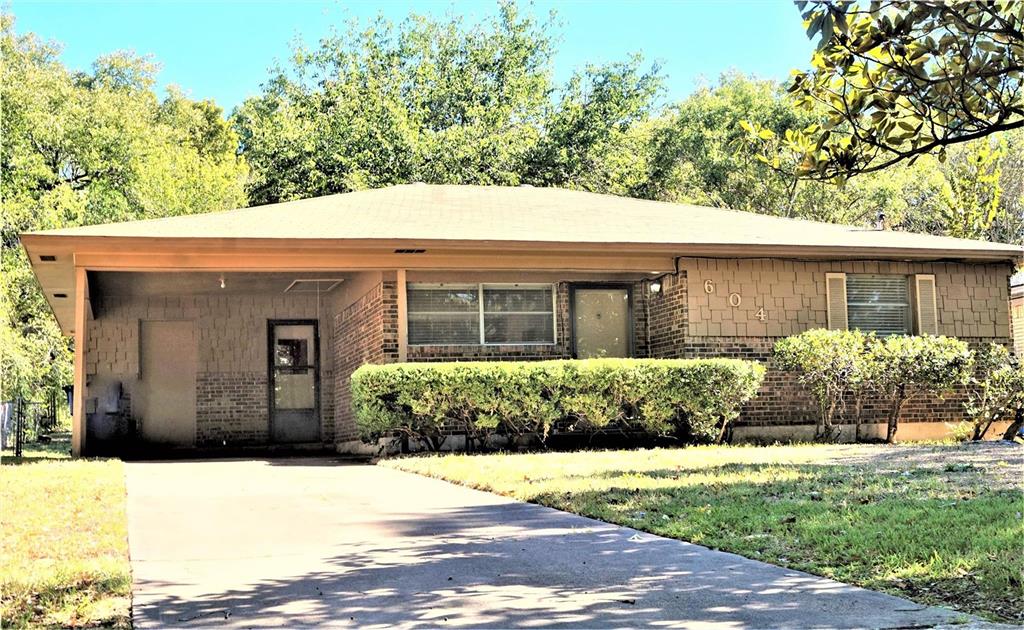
[10,1,816,113]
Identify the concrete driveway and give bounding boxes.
[126,458,964,628]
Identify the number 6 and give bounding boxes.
[704,280,714,294]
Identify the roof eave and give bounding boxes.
[19,233,1024,263]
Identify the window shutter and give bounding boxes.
[914,274,938,335]
[825,272,848,330]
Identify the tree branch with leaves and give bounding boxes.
[742,0,1023,183]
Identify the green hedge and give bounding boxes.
[351,358,766,450]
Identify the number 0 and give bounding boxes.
[728,293,742,307]
[704,280,714,294]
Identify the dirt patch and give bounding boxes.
[821,441,1023,491]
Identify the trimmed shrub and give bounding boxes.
[775,329,872,441]
[776,329,977,443]
[351,358,766,451]
[867,334,973,443]
[964,343,1024,440]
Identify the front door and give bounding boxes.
[269,321,320,443]
[572,286,632,358]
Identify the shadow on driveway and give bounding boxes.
[126,460,962,629]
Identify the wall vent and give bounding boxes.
[39,255,57,262]
[394,248,426,254]
[53,293,68,298]
[284,279,344,294]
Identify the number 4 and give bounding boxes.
[755,307,766,321]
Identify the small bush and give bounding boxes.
[868,334,973,442]
[351,358,766,451]
[964,344,1024,440]
[775,329,872,441]
[776,330,975,443]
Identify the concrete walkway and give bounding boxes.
[126,458,965,628]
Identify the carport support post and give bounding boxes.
[72,267,89,456]
[397,268,408,363]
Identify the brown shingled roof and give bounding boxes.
[26,184,1024,258]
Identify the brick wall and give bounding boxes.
[332,281,399,442]
[648,259,1015,427]
[87,288,334,446]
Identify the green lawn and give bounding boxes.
[1,435,131,628]
[385,443,1024,623]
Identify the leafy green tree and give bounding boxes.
[775,329,872,441]
[867,335,974,443]
[235,4,664,203]
[525,55,663,194]
[235,3,559,204]
[749,1,1023,181]
[0,16,248,401]
[963,343,1024,440]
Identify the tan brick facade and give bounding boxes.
[87,287,335,447]
[332,280,399,443]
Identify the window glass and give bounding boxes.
[407,286,479,344]
[407,284,555,345]
[483,286,554,344]
[846,274,911,335]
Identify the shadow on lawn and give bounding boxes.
[132,499,958,629]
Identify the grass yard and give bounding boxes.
[385,442,1024,623]
[1,435,131,628]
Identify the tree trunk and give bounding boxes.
[853,395,863,442]
[1002,407,1024,440]
[886,390,905,444]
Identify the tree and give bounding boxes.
[0,16,248,402]
[234,3,559,204]
[775,329,872,441]
[867,335,973,443]
[746,1,1023,182]
[963,343,1024,440]
[234,3,664,204]
[525,55,663,194]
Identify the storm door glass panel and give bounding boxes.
[573,288,630,358]
[846,275,911,336]
[271,323,319,442]
[407,285,480,344]
[483,285,555,344]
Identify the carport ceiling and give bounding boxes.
[92,271,357,297]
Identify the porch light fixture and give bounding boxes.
[649,280,662,294]
[219,274,226,289]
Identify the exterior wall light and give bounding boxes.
[649,280,662,294]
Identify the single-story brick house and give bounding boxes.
[21,184,1023,455]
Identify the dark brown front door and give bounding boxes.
[268,320,320,443]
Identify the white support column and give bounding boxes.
[72,267,89,456]
[396,269,408,363]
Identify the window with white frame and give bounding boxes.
[845,274,911,336]
[407,283,556,345]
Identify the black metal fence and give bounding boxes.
[2,393,63,457]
